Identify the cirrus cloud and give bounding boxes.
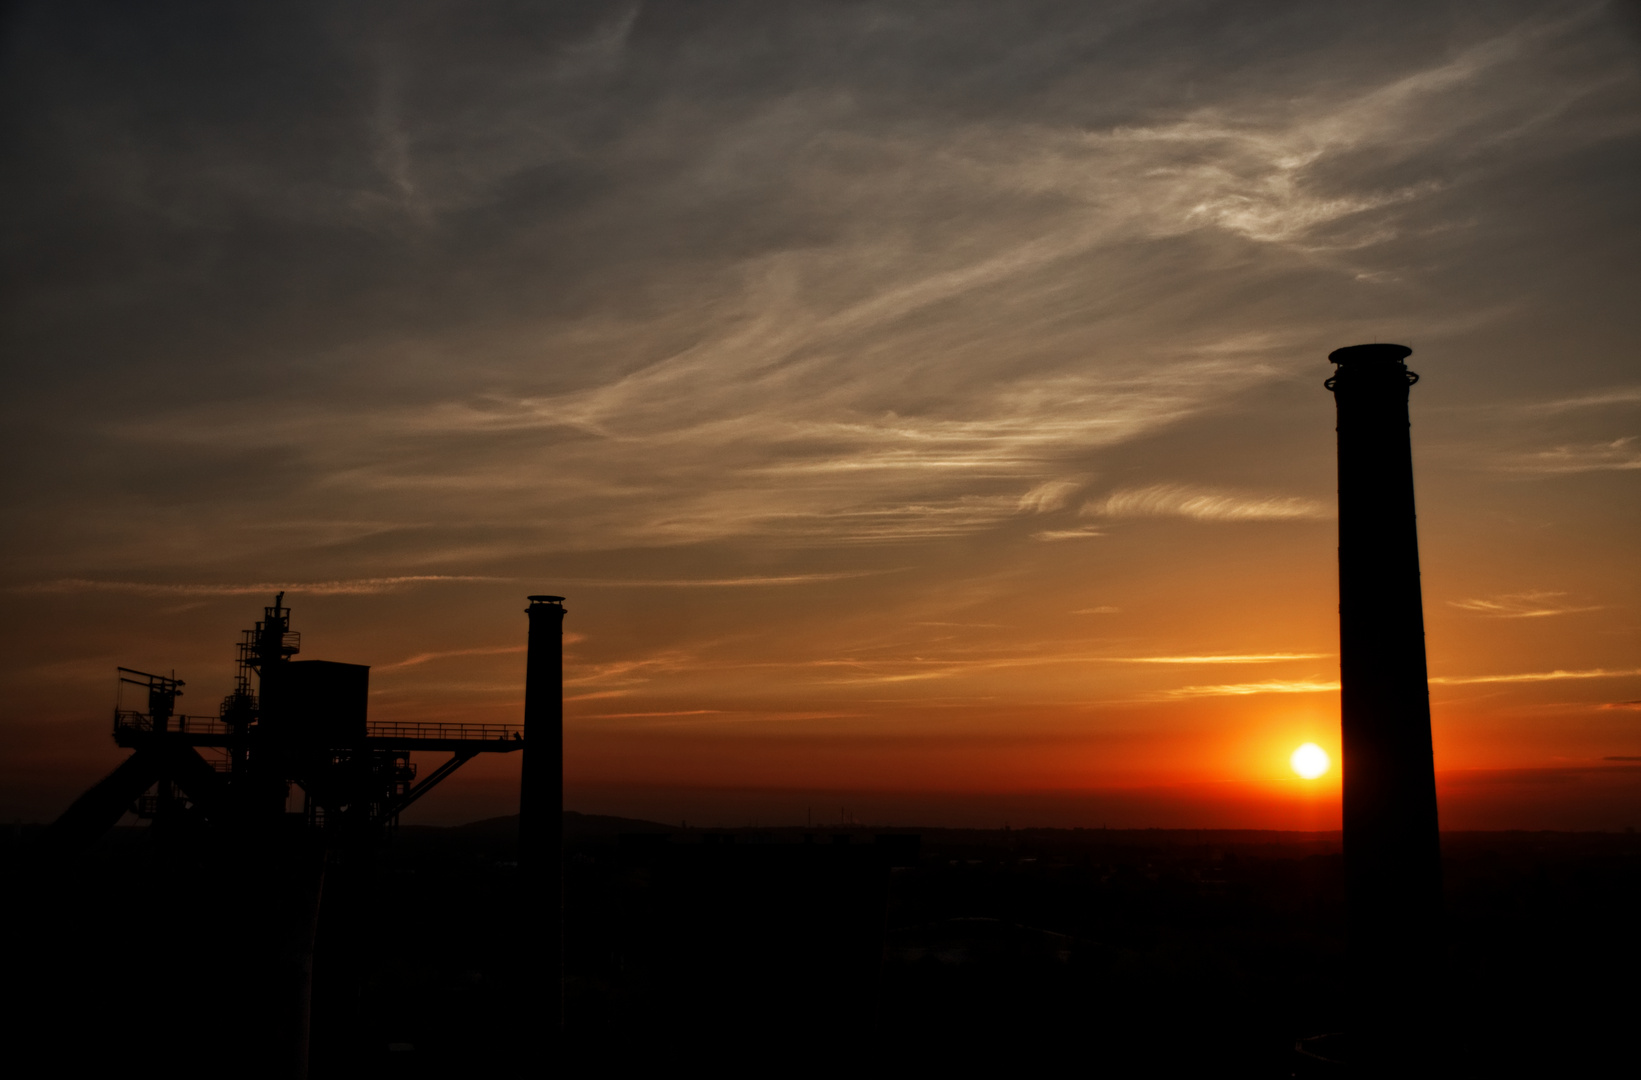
[1081,484,1329,522]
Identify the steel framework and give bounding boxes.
[42,593,522,852]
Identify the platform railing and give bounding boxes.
[115,710,229,735]
[366,721,523,742]
[114,710,519,742]
[113,709,148,734]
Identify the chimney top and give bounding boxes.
[1329,343,1413,365]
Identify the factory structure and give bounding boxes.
[32,342,1446,1071]
[31,592,567,1078]
[40,593,566,855]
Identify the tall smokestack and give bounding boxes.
[521,595,566,871]
[1326,344,1443,1061]
[521,595,566,1026]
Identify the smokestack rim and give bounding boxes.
[1329,343,1413,365]
[526,595,566,604]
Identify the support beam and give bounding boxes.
[160,742,227,813]
[376,749,479,824]
[36,752,163,855]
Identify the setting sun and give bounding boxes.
[1290,743,1330,780]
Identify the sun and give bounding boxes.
[1290,743,1330,779]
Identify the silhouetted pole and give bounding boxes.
[522,595,566,1030]
[1326,344,1443,1064]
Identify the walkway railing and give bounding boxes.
[366,721,523,742]
[114,711,232,737]
[114,711,522,743]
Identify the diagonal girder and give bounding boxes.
[375,750,479,825]
[37,752,164,855]
[156,742,226,812]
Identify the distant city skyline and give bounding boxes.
[3,1,1637,829]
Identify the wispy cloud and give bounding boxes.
[10,576,504,597]
[1524,387,1641,413]
[337,360,1270,548]
[1499,437,1641,474]
[1118,653,1329,664]
[1017,479,1084,513]
[377,645,526,670]
[50,8,1621,571]
[1430,668,1641,686]
[1448,591,1601,618]
[590,648,1337,690]
[4,2,1637,822]
[1082,484,1329,522]
[559,571,899,588]
[565,651,700,689]
[1166,679,1340,697]
[575,708,860,727]
[1034,528,1106,541]
[580,710,724,719]
[101,18,1613,558]
[1172,667,1641,696]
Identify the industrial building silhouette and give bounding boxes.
[18,344,1628,1074]
[39,592,526,854]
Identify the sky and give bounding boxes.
[3,0,1638,830]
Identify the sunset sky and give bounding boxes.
[4,1,1638,830]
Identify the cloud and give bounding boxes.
[565,651,700,689]
[377,645,526,670]
[1166,679,1341,697]
[1117,653,1330,664]
[28,5,1623,570]
[2,2,1637,827]
[119,354,1270,556]
[1017,479,1083,514]
[1081,484,1329,522]
[575,708,861,728]
[548,644,1341,695]
[1499,437,1641,474]
[1429,668,1641,686]
[10,576,503,597]
[1600,701,1641,711]
[1448,591,1601,618]
[1072,606,1121,615]
[558,571,900,588]
[581,710,724,720]
[1171,667,1641,696]
[1172,667,1641,697]
[703,649,1340,689]
[22,5,1622,584]
[1525,387,1641,413]
[1033,528,1106,541]
[11,570,898,599]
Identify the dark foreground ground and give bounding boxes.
[7,816,1639,1076]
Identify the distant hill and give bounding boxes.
[412,811,679,838]
[561,810,678,837]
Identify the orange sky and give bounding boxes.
[3,2,1638,829]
